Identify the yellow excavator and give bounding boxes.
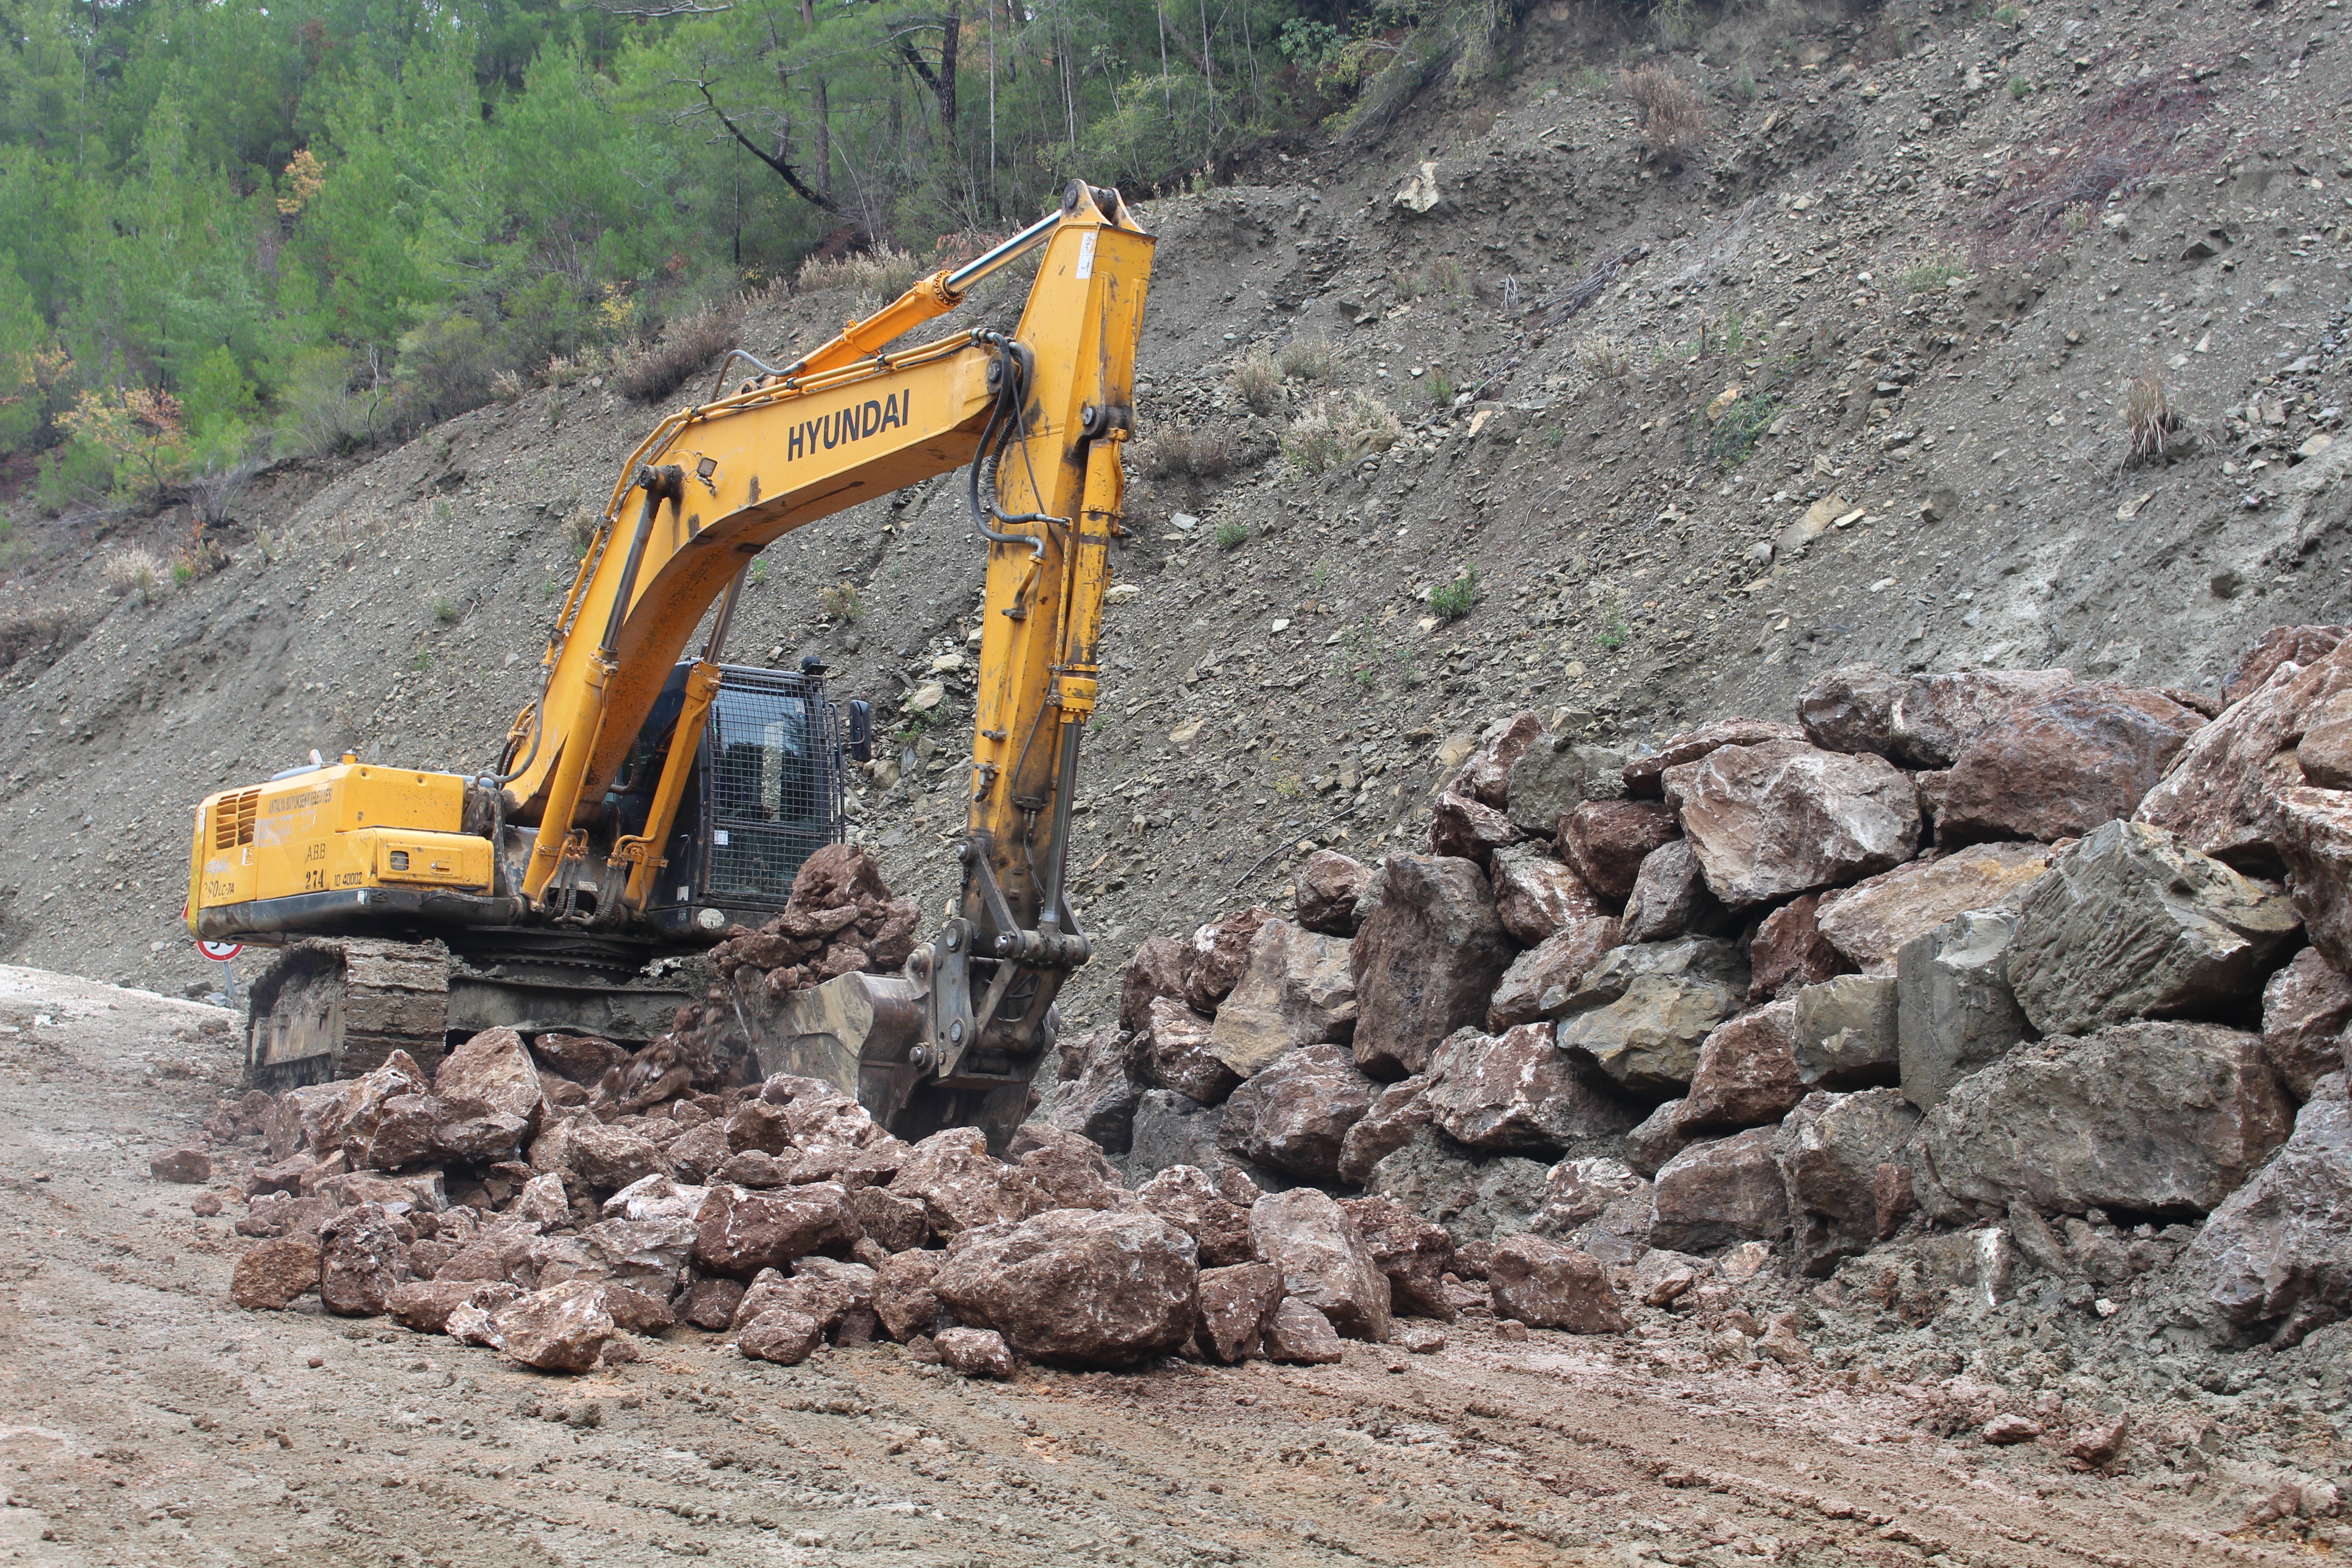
[185,182,1152,1143]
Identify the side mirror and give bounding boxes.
[845,699,873,764]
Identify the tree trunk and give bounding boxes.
[935,5,959,137]
[798,0,833,200]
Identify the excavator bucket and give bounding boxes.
[755,971,928,1123]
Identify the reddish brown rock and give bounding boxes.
[1218,1043,1380,1182]
[1940,683,2205,847]
[1262,1298,1345,1363]
[1008,1124,1130,1213]
[150,1147,211,1184]
[1619,840,1727,944]
[935,1326,1016,1378]
[2278,787,2352,977]
[2225,626,2349,706]
[1489,844,1610,945]
[1681,1000,1803,1131]
[1486,917,1623,1029]
[1044,1024,1145,1155]
[1650,1128,1791,1252]
[734,1271,855,1335]
[1747,895,1851,1003]
[1119,937,1197,1035]
[308,1050,432,1159]
[1453,710,1547,807]
[692,1182,857,1276]
[1664,741,1921,909]
[1811,843,2054,975]
[2139,647,2352,872]
[1559,800,1682,902]
[931,1209,1199,1366]
[665,1121,732,1184]
[1625,718,1807,794]
[738,1309,823,1365]
[1295,851,1370,936]
[891,1128,1024,1238]
[1423,1022,1639,1151]
[230,1235,322,1310]
[1195,1263,1284,1362]
[1773,1088,1922,1276]
[2263,949,2352,1101]
[1336,1076,1434,1186]
[385,1279,522,1334]
[873,1250,944,1342]
[1339,1194,1456,1320]
[1134,1165,1255,1267]
[1485,1236,1628,1333]
[560,1122,673,1193]
[433,1027,544,1129]
[1208,919,1358,1079]
[530,1032,628,1084]
[1184,907,1276,1014]
[1350,854,1517,1078]
[1797,665,2074,769]
[848,1185,929,1254]
[1144,997,1239,1105]
[677,1277,747,1330]
[1250,1188,1391,1343]
[318,1204,407,1317]
[1427,788,1526,863]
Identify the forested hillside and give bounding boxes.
[0,0,1468,521]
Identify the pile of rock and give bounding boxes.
[1038,628,2352,1350]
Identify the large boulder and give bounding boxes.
[872,1250,943,1342]
[2263,949,2352,1101]
[1649,1128,1789,1252]
[1043,1024,1145,1154]
[1336,1076,1434,1186]
[1427,787,1525,864]
[1145,997,1238,1105]
[1619,840,1728,944]
[931,1208,1199,1366]
[2005,821,2300,1037]
[1485,916,1623,1030]
[1184,907,1275,1015]
[490,1280,616,1373]
[1506,740,1627,831]
[2137,639,2352,872]
[1938,683,2205,846]
[307,1050,431,1160]
[1366,1130,1548,1243]
[2187,1090,2352,1343]
[1485,1235,1628,1333]
[1338,1195,1455,1320]
[1530,1157,1651,1240]
[1489,843,1611,945]
[1125,1090,1228,1188]
[1195,1263,1285,1363]
[1349,854,1516,1078]
[230,1235,321,1310]
[1774,1089,1921,1276]
[1422,1023,1639,1151]
[1559,800,1681,901]
[2227,626,2349,705]
[1249,1189,1392,1342]
[1791,975,1899,1089]
[1662,740,1921,909]
[318,1204,407,1317]
[1217,1043,1379,1182]
[1450,710,1546,807]
[1896,909,2031,1112]
[1295,851,1369,936]
[1746,893,1852,1003]
[1119,938,1196,1035]
[1920,1022,2294,1215]
[1797,665,2074,769]
[2275,787,2352,977]
[1680,999,1802,1131]
[432,1027,545,1130]
[1552,938,1750,1096]
[1133,1164,1257,1268]
[692,1182,858,1276]
[1624,718,1808,796]
[1812,844,2055,975]
[891,1128,1024,1238]
[1009,1124,1131,1214]
[1208,919,1357,1079]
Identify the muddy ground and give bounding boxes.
[0,965,2287,1568]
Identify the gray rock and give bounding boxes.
[1619,840,1727,945]
[1530,1157,1650,1236]
[1505,740,1627,833]
[1791,975,1900,1088]
[1040,1024,1144,1155]
[1249,1188,1392,1342]
[2187,1095,2352,1343]
[1773,1089,1921,1277]
[1920,1021,2294,1215]
[1423,1023,1640,1152]
[1896,909,2031,1113]
[1350,854,1517,1078]
[1208,919,1357,1079]
[1336,1076,1433,1186]
[1649,1128,1790,1253]
[1553,938,1750,1096]
[2006,820,2301,1037]
[1364,1127,1547,1242]
[1125,1090,1226,1188]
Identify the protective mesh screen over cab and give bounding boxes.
[700,668,843,907]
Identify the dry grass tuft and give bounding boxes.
[2124,372,2189,464]
[103,547,165,599]
[1231,349,1284,415]
[1621,64,1709,166]
[1576,335,1635,379]
[1284,392,1404,475]
[1280,336,1342,384]
[1977,78,2217,258]
[1137,425,1235,482]
[616,304,742,404]
[797,247,922,303]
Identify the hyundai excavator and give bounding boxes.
[185,182,1151,1144]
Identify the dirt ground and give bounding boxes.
[0,965,2281,1568]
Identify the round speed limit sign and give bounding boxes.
[197,939,243,962]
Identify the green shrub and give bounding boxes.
[1215,521,1249,549]
[1428,568,1480,619]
